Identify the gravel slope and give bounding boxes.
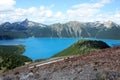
[1,47,120,80]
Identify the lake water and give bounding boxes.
[0,38,120,60]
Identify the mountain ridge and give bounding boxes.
[1,19,119,28]
[0,19,120,40]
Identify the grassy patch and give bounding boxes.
[52,40,110,57]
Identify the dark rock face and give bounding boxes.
[1,47,120,80]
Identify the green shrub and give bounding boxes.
[52,40,110,57]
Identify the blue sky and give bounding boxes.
[15,0,90,11]
[0,0,120,24]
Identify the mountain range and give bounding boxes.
[0,19,120,39]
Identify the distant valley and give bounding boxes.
[0,19,120,40]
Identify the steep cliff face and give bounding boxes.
[50,21,85,37]
[51,21,120,39]
[0,20,120,39]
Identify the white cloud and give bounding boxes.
[91,10,120,24]
[0,0,120,24]
[114,11,120,18]
[106,11,120,23]
[0,5,54,23]
[0,0,16,11]
[65,0,111,22]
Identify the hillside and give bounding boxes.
[53,40,110,57]
[0,45,25,54]
[0,45,32,73]
[0,20,120,39]
[1,46,120,80]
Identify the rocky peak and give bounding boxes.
[1,22,11,26]
[24,18,29,23]
[85,21,104,27]
[20,19,30,26]
[67,21,84,25]
[20,19,46,27]
[104,20,119,28]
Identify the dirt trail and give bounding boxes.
[1,47,120,80]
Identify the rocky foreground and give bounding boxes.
[1,47,120,80]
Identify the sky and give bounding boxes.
[0,0,120,24]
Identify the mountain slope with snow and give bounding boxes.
[0,20,120,39]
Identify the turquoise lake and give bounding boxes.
[0,38,120,60]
